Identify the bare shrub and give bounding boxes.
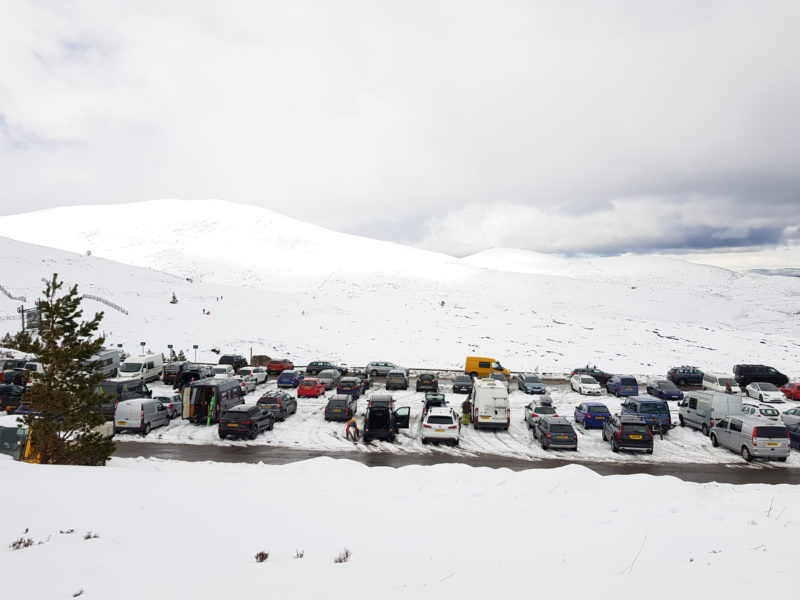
[83,532,99,540]
[9,537,34,550]
[72,589,85,597]
[295,549,305,559]
[334,548,352,564]
[254,551,269,563]
[60,529,75,535]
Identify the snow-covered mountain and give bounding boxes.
[0,200,798,376]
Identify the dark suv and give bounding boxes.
[363,405,410,442]
[620,397,672,434]
[306,361,348,376]
[602,414,654,453]
[0,384,25,413]
[219,354,248,373]
[733,364,788,388]
[421,392,447,416]
[569,367,613,386]
[218,404,274,440]
[256,390,297,421]
[666,366,704,386]
[416,373,439,392]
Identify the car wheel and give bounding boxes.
[679,415,685,427]
[678,379,687,386]
[701,423,709,436]
[142,423,151,435]
[646,448,653,454]
[541,438,548,450]
[615,390,620,398]
[218,432,226,439]
[777,457,787,462]
[759,394,763,402]
[583,419,588,430]
[710,433,719,447]
[164,415,171,427]
[611,439,619,453]
[470,372,478,379]
[280,410,286,422]
[268,418,275,431]
[602,428,607,441]
[741,446,752,462]
[250,425,259,440]
[422,438,428,445]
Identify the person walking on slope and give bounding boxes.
[345,417,360,442]
[461,397,472,426]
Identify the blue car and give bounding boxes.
[606,375,639,397]
[645,379,684,401]
[276,369,303,388]
[620,397,673,434]
[787,423,800,449]
[573,401,611,429]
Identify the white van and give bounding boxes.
[117,354,164,383]
[85,349,120,378]
[114,398,170,435]
[470,379,510,430]
[678,391,742,436]
[211,365,235,379]
[702,372,737,393]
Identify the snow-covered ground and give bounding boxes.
[0,455,795,599]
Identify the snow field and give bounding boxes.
[0,455,795,599]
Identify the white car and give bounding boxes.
[153,394,183,419]
[780,407,800,426]
[238,375,258,394]
[238,366,268,385]
[570,374,602,395]
[211,365,235,379]
[745,382,786,404]
[420,407,460,445]
[742,403,780,421]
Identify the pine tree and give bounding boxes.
[170,292,178,304]
[177,349,187,361]
[18,274,115,466]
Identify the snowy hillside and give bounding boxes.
[0,201,798,375]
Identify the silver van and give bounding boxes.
[678,391,742,436]
[702,372,737,393]
[114,398,170,435]
[710,415,790,462]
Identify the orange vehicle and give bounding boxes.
[267,359,294,374]
[298,377,325,398]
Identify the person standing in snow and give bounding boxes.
[345,417,360,441]
[461,398,472,425]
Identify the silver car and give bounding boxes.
[710,415,790,462]
[152,394,182,419]
[365,361,405,377]
[317,369,342,390]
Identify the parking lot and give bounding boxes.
[119,375,800,468]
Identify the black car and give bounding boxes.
[733,364,788,388]
[218,404,274,440]
[324,394,357,421]
[219,354,248,373]
[416,373,439,392]
[162,361,190,386]
[0,384,25,413]
[306,361,348,376]
[666,366,704,386]
[602,414,654,454]
[1,369,26,386]
[532,416,578,450]
[570,367,613,386]
[256,391,297,421]
[451,374,473,394]
[367,394,395,410]
[421,392,447,416]
[788,423,800,450]
[363,405,410,442]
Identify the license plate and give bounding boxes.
[595,416,605,420]
[556,435,569,439]
[227,423,238,427]
[117,421,127,425]
[435,429,445,433]
[479,416,491,420]
[766,442,778,447]
[332,409,341,412]
[629,434,642,440]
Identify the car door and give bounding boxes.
[575,403,585,423]
[724,418,743,450]
[394,406,410,429]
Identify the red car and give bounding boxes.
[267,359,294,375]
[298,378,325,398]
[780,382,800,400]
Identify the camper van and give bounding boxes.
[464,356,510,380]
[469,379,510,430]
[117,353,163,383]
[679,390,743,436]
[183,377,244,424]
[84,349,121,378]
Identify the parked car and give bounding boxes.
[306,361,347,376]
[182,378,244,424]
[606,375,639,397]
[256,390,297,421]
[741,403,780,421]
[363,405,410,442]
[421,407,460,445]
[470,379,510,430]
[114,398,170,435]
[702,372,738,393]
[364,361,404,377]
[211,365,236,379]
[745,382,786,404]
[678,391,742,436]
[569,367,613,386]
[218,404,274,440]
[666,366,704,386]
[646,379,684,401]
[385,370,409,391]
[162,360,190,387]
[96,378,152,421]
[336,376,364,398]
[515,374,546,394]
[465,356,510,379]
[153,394,183,419]
[266,359,294,374]
[734,364,789,389]
[780,407,800,426]
[355,375,372,393]
[487,372,510,391]
[0,369,26,386]
[602,415,654,454]
[115,353,163,383]
[532,416,578,451]
[298,378,325,398]
[779,382,800,401]
[787,423,800,450]
[421,392,447,416]
[277,369,304,388]
[2,359,28,371]
[573,401,611,429]
[451,374,474,394]
[324,394,357,421]
[416,373,439,392]
[367,394,395,410]
[317,369,342,390]
[238,366,268,384]
[238,375,258,394]
[620,397,672,434]
[218,354,248,373]
[523,402,557,429]
[710,416,790,462]
[570,374,602,396]
[0,384,25,414]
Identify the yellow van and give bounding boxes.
[464,357,510,379]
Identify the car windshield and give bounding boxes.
[119,363,142,373]
[536,406,556,414]
[759,408,779,416]
[327,399,347,408]
[588,406,608,413]
[658,381,678,389]
[454,376,471,383]
[624,424,650,435]
[718,377,736,386]
[427,415,453,424]
[758,383,779,391]
[639,403,668,414]
[300,380,316,386]
[550,424,574,434]
[340,378,357,384]
[580,377,596,384]
[755,426,786,438]
[620,378,637,386]
[212,367,229,375]
[222,410,252,420]
[524,376,541,383]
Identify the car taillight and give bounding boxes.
[545,433,551,439]
[448,425,458,429]
[241,420,252,425]
[709,417,715,427]
[423,424,432,428]
[531,413,538,418]
[615,429,622,439]
[752,428,759,445]
[140,410,145,422]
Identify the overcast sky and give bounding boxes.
[1,0,798,257]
